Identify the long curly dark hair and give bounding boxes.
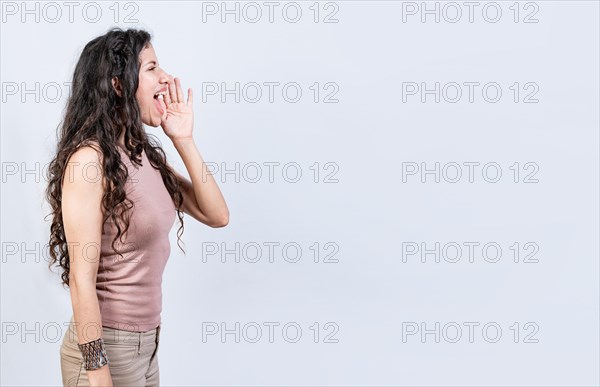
[45,27,185,288]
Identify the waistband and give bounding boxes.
[68,315,161,345]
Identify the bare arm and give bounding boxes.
[160,77,229,228]
[171,138,229,228]
[61,145,112,385]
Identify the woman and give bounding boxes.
[45,28,229,386]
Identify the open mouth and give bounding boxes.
[153,91,166,115]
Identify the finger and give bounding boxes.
[158,96,168,119]
[169,77,177,103]
[175,78,184,104]
[187,88,193,106]
[164,85,172,105]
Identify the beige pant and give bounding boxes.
[60,316,161,386]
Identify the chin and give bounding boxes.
[148,119,161,127]
[142,115,161,128]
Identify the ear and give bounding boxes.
[111,77,122,97]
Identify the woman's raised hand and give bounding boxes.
[159,77,194,141]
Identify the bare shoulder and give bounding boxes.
[62,141,105,190]
[71,140,103,163]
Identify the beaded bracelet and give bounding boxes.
[77,337,110,370]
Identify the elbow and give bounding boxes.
[210,213,229,228]
[68,272,97,290]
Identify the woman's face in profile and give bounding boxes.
[135,44,171,127]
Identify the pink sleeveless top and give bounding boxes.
[95,145,177,332]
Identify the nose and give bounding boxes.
[159,70,172,84]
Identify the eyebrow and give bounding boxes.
[145,60,158,67]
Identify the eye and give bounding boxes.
[149,67,156,71]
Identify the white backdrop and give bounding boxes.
[1,1,599,385]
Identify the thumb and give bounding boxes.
[159,97,168,122]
